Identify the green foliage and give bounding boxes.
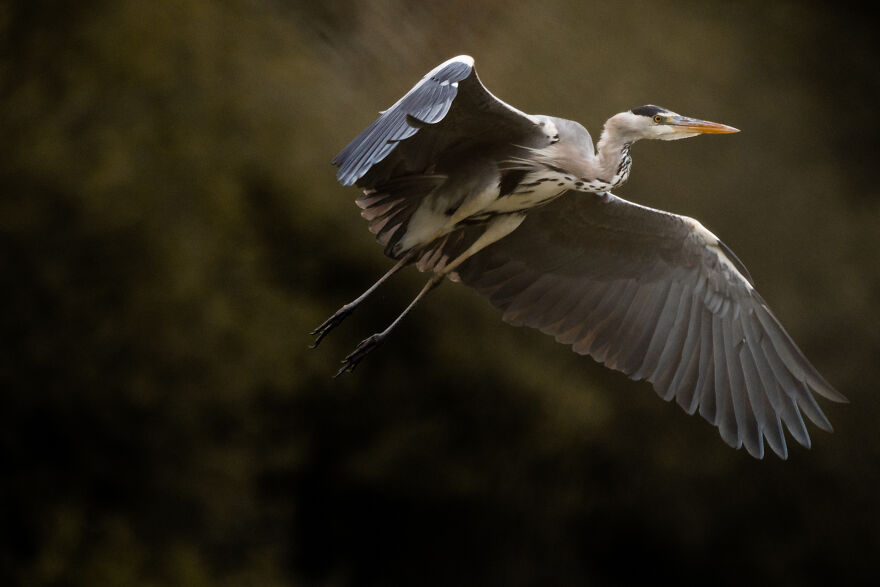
[2,1,878,585]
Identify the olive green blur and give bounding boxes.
[2,1,878,585]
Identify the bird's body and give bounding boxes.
[313,55,846,459]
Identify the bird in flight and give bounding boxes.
[312,55,846,459]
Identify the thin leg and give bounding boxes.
[335,274,443,377]
[310,252,413,348]
[334,213,526,376]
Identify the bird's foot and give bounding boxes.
[334,333,384,377]
[310,306,353,348]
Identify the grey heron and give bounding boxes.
[312,55,846,459]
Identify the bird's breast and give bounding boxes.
[487,170,571,214]
[489,167,628,215]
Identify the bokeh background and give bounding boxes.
[3,1,879,585]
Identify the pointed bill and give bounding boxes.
[669,116,739,134]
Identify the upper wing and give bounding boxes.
[457,192,847,459]
[333,55,545,188]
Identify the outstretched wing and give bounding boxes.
[457,192,847,459]
[333,55,545,188]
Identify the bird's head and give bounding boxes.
[607,105,739,142]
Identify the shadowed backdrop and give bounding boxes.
[2,1,878,585]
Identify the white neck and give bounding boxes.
[593,122,635,185]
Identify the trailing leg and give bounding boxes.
[310,252,413,348]
[334,213,526,375]
[334,274,443,376]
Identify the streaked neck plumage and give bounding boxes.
[593,118,635,188]
[528,118,635,190]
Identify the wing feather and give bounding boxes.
[633,279,682,382]
[457,191,845,458]
[713,313,738,448]
[651,287,695,397]
[696,319,717,422]
[333,56,544,188]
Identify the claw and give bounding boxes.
[310,305,353,348]
[334,333,385,377]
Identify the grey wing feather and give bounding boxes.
[332,55,543,188]
[457,192,847,459]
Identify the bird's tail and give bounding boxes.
[356,174,446,259]
[413,223,488,276]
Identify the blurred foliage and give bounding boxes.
[1,0,879,585]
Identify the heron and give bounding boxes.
[312,55,846,459]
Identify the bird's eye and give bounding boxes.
[653,114,664,124]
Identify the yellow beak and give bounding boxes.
[669,115,740,134]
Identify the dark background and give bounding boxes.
[3,1,879,585]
